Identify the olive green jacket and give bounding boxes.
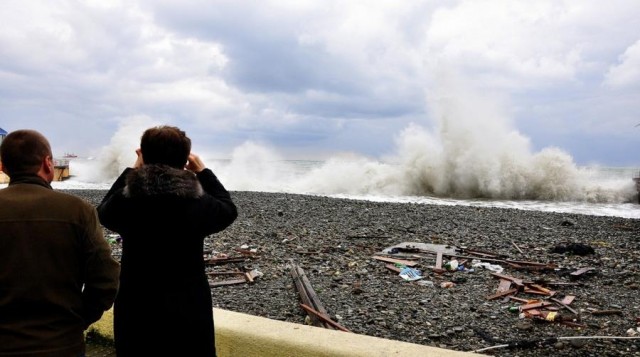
[0,174,120,357]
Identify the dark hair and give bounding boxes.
[140,126,191,169]
[0,129,52,176]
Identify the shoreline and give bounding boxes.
[55,187,640,219]
[69,189,640,356]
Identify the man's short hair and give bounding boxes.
[0,129,52,177]
[140,126,191,169]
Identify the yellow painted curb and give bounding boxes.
[214,308,485,357]
[86,307,114,341]
[87,308,486,356]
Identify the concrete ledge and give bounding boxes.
[214,308,485,357]
[88,308,485,357]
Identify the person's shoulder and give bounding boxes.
[49,190,96,210]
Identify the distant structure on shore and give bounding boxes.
[0,128,70,184]
[0,128,7,184]
[634,172,640,203]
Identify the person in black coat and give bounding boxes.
[98,125,237,356]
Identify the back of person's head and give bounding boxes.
[0,129,52,177]
[140,126,191,169]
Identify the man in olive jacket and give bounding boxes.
[0,129,120,357]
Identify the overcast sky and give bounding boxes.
[1,0,639,166]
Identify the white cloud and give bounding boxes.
[423,1,639,90]
[604,39,640,88]
[0,0,639,165]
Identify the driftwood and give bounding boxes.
[291,264,339,330]
[299,304,351,332]
[209,269,261,288]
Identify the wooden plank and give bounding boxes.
[209,278,246,287]
[296,266,334,329]
[520,301,553,311]
[528,284,553,294]
[206,271,244,276]
[372,255,419,267]
[291,266,324,328]
[299,304,352,332]
[508,296,530,304]
[385,264,402,273]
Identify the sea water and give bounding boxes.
[27,158,640,219]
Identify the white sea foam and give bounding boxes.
[38,144,638,219]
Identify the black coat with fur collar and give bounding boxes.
[97,165,237,356]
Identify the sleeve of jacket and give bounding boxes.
[80,204,120,329]
[97,168,133,233]
[196,168,238,233]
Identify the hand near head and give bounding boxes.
[185,153,206,173]
[133,148,144,169]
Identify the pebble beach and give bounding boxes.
[68,189,640,356]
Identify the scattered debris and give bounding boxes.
[371,239,631,344]
[379,242,555,272]
[205,248,262,287]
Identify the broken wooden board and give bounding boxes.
[372,255,419,267]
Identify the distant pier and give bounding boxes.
[53,158,71,181]
[0,158,70,184]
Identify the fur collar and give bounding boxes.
[124,164,203,198]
